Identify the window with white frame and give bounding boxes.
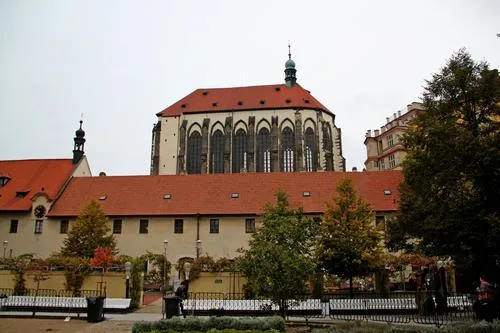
[388,154,396,168]
[245,218,255,233]
[60,220,69,234]
[210,219,219,234]
[113,219,122,234]
[387,135,394,148]
[34,219,43,234]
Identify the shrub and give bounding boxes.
[132,316,285,333]
[311,320,500,333]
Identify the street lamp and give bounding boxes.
[3,241,7,258]
[163,240,168,295]
[196,239,201,259]
[125,261,132,298]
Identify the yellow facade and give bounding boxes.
[0,270,127,298]
[364,102,424,171]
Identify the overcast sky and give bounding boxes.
[1,1,499,175]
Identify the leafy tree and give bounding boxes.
[46,255,90,295]
[236,191,318,316]
[5,253,35,295]
[90,247,115,296]
[317,178,386,296]
[139,251,171,287]
[60,200,117,258]
[386,49,500,290]
[90,247,114,270]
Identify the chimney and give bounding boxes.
[386,117,390,123]
[393,113,397,120]
[381,126,385,133]
[374,129,380,136]
[398,110,401,117]
[366,130,372,137]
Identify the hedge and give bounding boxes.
[132,316,285,333]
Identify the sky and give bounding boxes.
[1,1,499,175]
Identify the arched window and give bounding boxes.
[232,129,247,173]
[304,127,317,171]
[256,128,271,172]
[281,127,295,172]
[187,131,202,174]
[210,130,224,173]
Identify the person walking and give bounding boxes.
[175,280,188,318]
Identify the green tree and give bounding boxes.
[140,251,171,287]
[60,200,117,258]
[236,191,318,317]
[386,49,500,289]
[317,178,385,296]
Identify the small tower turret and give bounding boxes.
[72,120,86,164]
[284,42,297,87]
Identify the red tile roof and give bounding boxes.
[158,84,330,117]
[48,171,402,217]
[0,159,75,211]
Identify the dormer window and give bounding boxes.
[16,191,29,198]
[0,176,11,187]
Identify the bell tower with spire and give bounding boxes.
[72,120,86,164]
[284,42,297,87]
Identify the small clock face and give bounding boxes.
[34,205,46,218]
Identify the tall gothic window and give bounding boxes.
[232,129,247,173]
[210,130,224,173]
[281,127,295,172]
[187,131,202,174]
[257,128,271,172]
[304,127,317,171]
[323,125,334,171]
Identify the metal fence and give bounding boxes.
[182,291,477,327]
[0,288,102,315]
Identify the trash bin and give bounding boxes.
[86,296,105,322]
[163,295,180,319]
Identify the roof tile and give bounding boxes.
[48,171,402,217]
[158,84,330,117]
[0,159,75,211]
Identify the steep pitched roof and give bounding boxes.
[48,171,402,217]
[0,159,75,211]
[158,84,330,117]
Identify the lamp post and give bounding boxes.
[163,240,168,295]
[3,241,7,258]
[125,261,132,299]
[196,239,201,259]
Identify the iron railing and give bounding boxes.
[181,291,477,327]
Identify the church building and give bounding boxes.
[150,49,345,175]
